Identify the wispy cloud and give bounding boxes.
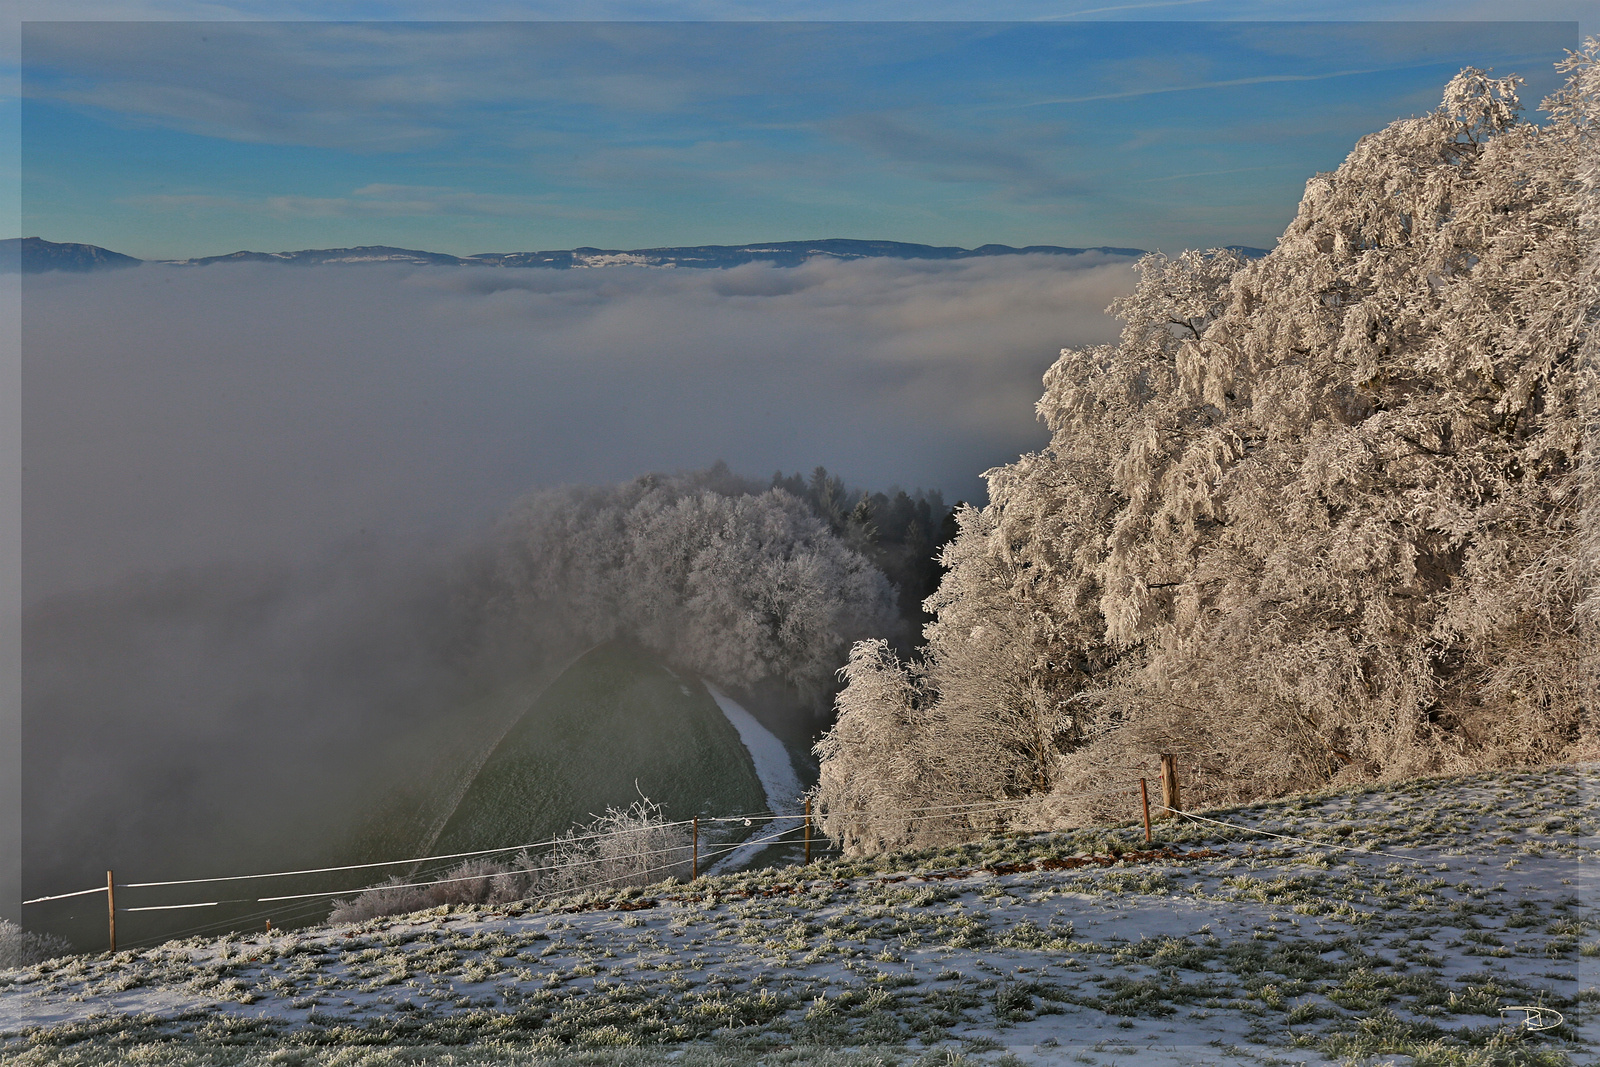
[16,0,1589,18]
[999,65,1406,110]
[123,184,629,221]
[1135,162,1303,183]
[824,112,1089,201]
[21,23,829,151]
[1040,0,1219,18]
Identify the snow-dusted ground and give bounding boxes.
[703,683,807,875]
[2,765,1593,1066]
[705,683,804,815]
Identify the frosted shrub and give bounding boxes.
[532,798,693,897]
[325,877,436,925]
[328,799,691,924]
[0,920,73,969]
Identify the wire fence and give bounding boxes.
[21,803,795,949]
[1170,807,1422,862]
[112,823,811,950]
[23,781,1149,912]
[24,766,1429,954]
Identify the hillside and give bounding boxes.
[34,642,784,952]
[2,764,1592,1066]
[428,641,771,857]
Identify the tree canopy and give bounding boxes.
[465,468,901,711]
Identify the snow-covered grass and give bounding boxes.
[2,765,1593,1066]
[327,800,695,925]
[0,924,72,973]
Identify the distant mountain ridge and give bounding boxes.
[5,236,1273,273]
[2,237,143,273]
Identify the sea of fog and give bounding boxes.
[22,254,1133,601]
[16,253,1135,940]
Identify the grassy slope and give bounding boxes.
[429,641,769,855]
[3,765,1594,1067]
[97,643,772,951]
[346,666,571,866]
[49,669,569,954]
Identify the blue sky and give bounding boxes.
[12,15,1584,259]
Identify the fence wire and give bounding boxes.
[24,777,1187,951]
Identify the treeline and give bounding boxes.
[460,464,955,717]
[816,50,1600,854]
[768,466,958,636]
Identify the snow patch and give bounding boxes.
[705,684,802,815]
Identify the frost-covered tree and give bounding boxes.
[467,469,901,709]
[814,640,940,853]
[817,45,1599,849]
[768,467,957,633]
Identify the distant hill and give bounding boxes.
[176,238,1154,269]
[1,236,142,273]
[182,245,468,268]
[5,235,1275,273]
[467,239,1155,269]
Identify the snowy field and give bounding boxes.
[1,765,1594,1066]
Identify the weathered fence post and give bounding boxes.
[106,871,116,952]
[1139,779,1153,842]
[1159,754,1181,821]
[692,817,699,880]
[804,796,812,865]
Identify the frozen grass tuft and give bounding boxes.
[0,921,73,971]
[329,799,692,924]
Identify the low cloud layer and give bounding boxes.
[18,254,1133,937]
[23,254,1134,603]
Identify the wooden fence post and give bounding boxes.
[1139,779,1153,842]
[1159,754,1181,821]
[804,797,812,865]
[692,817,699,880]
[106,871,116,953]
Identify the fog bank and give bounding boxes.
[23,254,1133,604]
[18,254,1133,940]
